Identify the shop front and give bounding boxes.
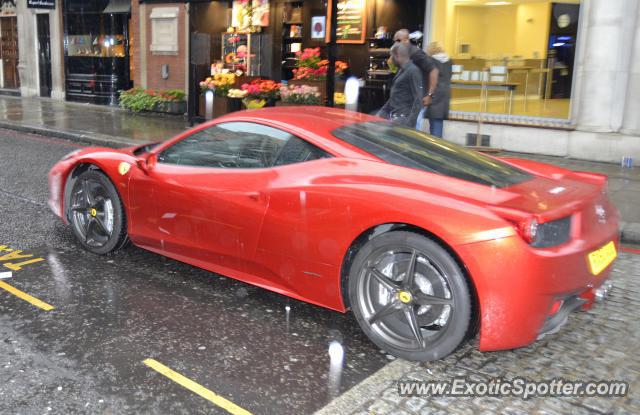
[427,0,582,129]
[62,0,133,105]
[186,0,425,121]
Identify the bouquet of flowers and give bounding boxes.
[227,88,248,99]
[241,79,282,109]
[280,85,321,105]
[241,79,282,101]
[292,48,349,81]
[200,73,236,97]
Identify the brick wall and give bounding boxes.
[131,1,188,93]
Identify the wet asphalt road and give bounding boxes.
[0,129,390,415]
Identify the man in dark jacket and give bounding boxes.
[393,30,439,110]
[377,43,424,127]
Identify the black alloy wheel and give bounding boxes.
[349,231,472,361]
[69,170,128,254]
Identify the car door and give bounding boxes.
[129,121,294,277]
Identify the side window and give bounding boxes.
[274,136,332,166]
[158,122,291,168]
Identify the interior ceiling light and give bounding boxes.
[485,1,512,5]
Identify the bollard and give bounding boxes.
[621,156,633,168]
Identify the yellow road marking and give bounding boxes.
[143,358,253,415]
[3,257,45,271]
[0,280,55,311]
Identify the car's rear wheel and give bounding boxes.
[348,231,471,361]
[68,170,128,255]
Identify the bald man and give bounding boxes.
[393,29,439,109]
[377,43,424,127]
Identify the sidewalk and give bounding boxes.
[1,95,638,242]
[0,95,189,147]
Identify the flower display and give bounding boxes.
[227,88,248,99]
[119,88,185,112]
[200,73,236,97]
[292,48,349,81]
[241,79,282,100]
[280,85,321,105]
[242,98,267,109]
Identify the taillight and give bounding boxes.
[490,206,572,247]
[518,217,538,244]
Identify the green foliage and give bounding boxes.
[119,88,186,112]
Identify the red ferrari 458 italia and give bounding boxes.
[48,107,619,361]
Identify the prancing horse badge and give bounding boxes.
[118,162,131,176]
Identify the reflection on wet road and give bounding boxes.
[2,243,387,414]
[0,129,389,414]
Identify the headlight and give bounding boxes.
[61,149,82,160]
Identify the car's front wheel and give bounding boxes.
[68,170,128,255]
[349,231,472,361]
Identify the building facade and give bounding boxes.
[3,0,639,163]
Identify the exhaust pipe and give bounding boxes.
[595,282,613,302]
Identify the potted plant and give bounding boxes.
[199,73,236,117]
[119,88,186,114]
[240,79,282,109]
[277,85,322,106]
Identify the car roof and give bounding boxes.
[220,106,381,135]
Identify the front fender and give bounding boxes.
[50,150,138,225]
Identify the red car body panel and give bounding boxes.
[48,107,620,351]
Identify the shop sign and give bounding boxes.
[27,0,55,9]
[327,0,367,44]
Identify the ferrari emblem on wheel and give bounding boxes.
[397,291,412,304]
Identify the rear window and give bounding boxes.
[333,122,532,188]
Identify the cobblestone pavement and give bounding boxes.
[316,250,640,415]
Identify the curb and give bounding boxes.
[620,222,640,245]
[0,121,134,148]
[314,359,415,415]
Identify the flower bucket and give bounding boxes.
[242,98,267,109]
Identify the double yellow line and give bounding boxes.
[0,280,55,311]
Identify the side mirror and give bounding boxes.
[136,153,157,175]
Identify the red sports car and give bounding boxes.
[48,107,619,361]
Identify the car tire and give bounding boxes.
[68,170,128,255]
[348,231,471,361]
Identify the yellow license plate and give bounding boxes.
[587,241,617,275]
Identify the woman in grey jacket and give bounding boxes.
[424,43,452,138]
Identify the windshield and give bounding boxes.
[332,122,532,188]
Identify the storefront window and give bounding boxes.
[63,0,132,105]
[430,0,581,126]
